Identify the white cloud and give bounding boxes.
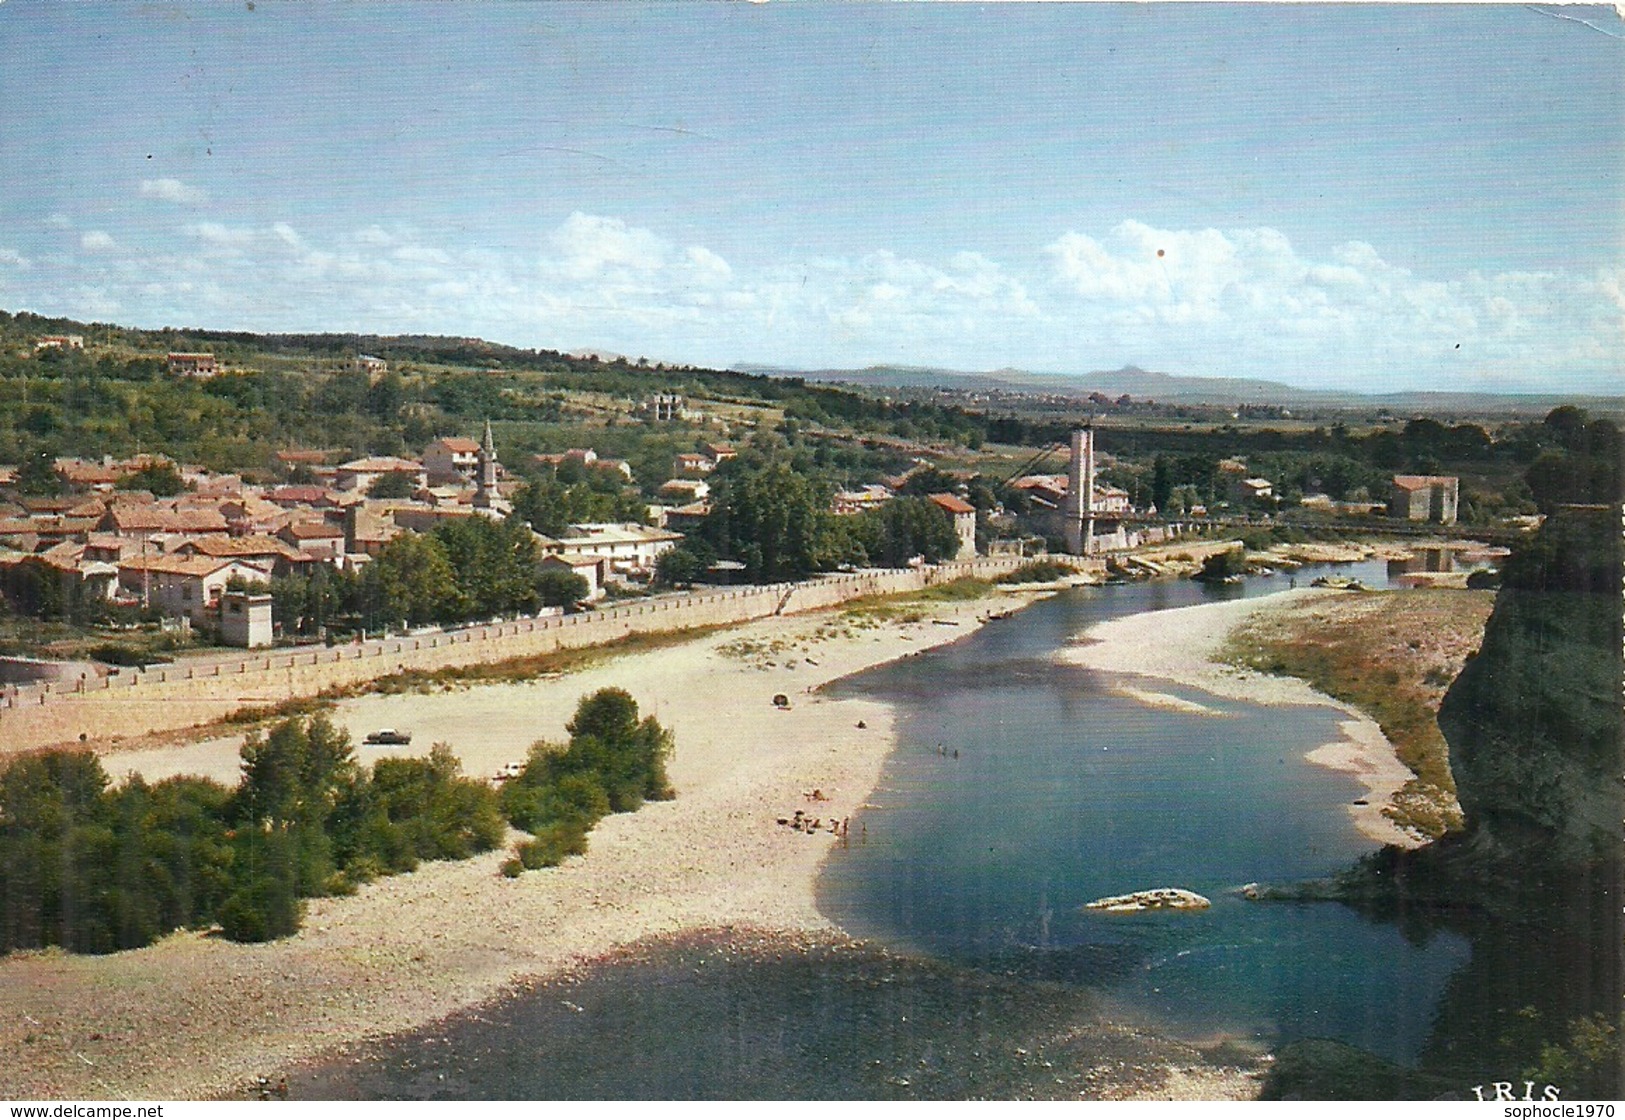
[270,222,305,251]
[1041,220,1624,389]
[139,178,208,205]
[393,242,451,265]
[6,207,1617,393]
[187,221,257,248]
[547,212,672,279]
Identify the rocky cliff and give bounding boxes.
[1264,507,1623,1100]
[1437,506,1622,871]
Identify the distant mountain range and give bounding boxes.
[734,363,1623,414]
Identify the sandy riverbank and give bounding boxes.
[1058,588,1421,849]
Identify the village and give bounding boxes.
[0,338,1500,684]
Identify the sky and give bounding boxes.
[0,2,1620,394]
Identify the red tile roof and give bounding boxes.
[928,493,977,515]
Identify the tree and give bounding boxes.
[116,460,185,496]
[898,466,961,497]
[1151,455,1173,512]
[854,496,961,567]
[367,471,417,499]
[230,714,358,921]
[701,459,839,581]
[653,546,704,588]
[431,515,543,618]
[363,533,458,627]
[1524,417,1621,513]
[0,750,111,952]
[1195,548,1246,582]
[14,446,62,496]
[536,567,590,608]
[500,689,675,871]
[366,370,405,422]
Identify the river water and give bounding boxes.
[818,561,1469,1064]
[292,563,1476,1098]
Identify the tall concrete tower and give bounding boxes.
[1064,425,1095,555]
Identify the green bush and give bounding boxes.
[995,559,1075,584]
[500,689,675,874]
[217,874,303,943]
[516,822,589,869]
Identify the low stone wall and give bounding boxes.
[0,557,1024,755]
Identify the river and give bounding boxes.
[819,561,1468,1063]
[291,562,1473,1098]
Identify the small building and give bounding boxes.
[54,458,122,491]
[116,556,270,626]
[1391,475,1459,525]
[342,505,406,556]
[1010,474,1070,510]
[538,552,609,601]
[927,493,978,561]
[831,485,894,515]
[354,354,388,376]
[97,505,230,541]
[267,485,340,510]
[1228,477,1276,506]
[274,448,339,473]
[659,501,711,532]
[657,477,710,503]
[167,352,218,378]
[278,520,347,563]
[171,534,309,577]
[35,335,85,351]
[533,448,597,471]
[673,452,715,476]
[547,522,683,576]
[1094,484,1134,514]
[334,456,427,494]
[422,437,482,487]
[219,590,273,648]
[640,393,687,422]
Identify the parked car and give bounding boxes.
[363,728,412,745]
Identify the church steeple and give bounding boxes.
[474,419,505,513]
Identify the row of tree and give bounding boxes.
[0,715,504,952]
[0,687,676,953]
[271,514,589,637]
[655,456,964,584]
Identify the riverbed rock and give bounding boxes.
[1082,888,1211,913]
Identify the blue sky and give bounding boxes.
[1,2,1620,393]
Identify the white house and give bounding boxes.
[116,555,272,626]
[547,522,683,576]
